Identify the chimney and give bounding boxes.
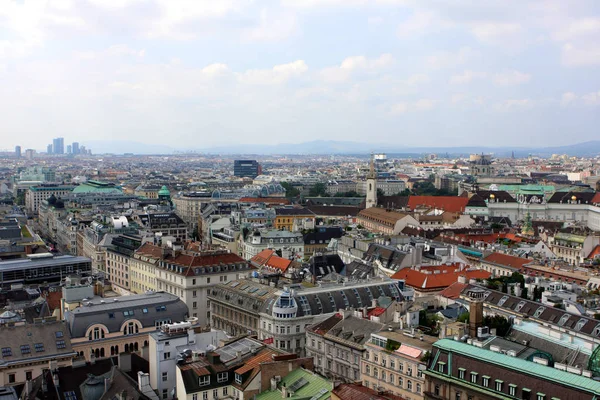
[281,383,288,399]
[236,351,242,361]
[371,299,377,308]
[136,372,148,390]
[25,379,33,399]
[118,352,132,372]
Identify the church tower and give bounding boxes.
[365,153,377,208]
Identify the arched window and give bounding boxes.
[123,321,139,335]
[89,327,105,340]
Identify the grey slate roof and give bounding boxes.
[0,321,75,367]
[65,292,188,338]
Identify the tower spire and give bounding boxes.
[368,153,376,179]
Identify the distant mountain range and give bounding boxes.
[82,139,600,157]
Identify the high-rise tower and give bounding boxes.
[365,153,377,209]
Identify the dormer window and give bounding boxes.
[533,307,545,318]
[575,319,587,331]
[235,373,242,384]
[198,375,210,386]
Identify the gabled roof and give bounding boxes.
[250,249,293,272]
[438,282,468,300]
[407,196,469,213]
[391,264,490,291]
[587,245,600,259]
[482,252,533,269]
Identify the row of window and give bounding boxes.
[443,363,552,400]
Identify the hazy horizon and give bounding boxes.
[2,1,599,150]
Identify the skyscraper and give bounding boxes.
[52,137,64,154]
[47,144,53,154]
[72,142,79,155]
[233,160,261,178]
[67,145,72,154]
[15,146,21,158]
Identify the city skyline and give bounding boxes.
[1,1,599,150]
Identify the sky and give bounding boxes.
[1,0,600,152]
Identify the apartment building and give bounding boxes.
[209,278,406,355]
[131,243,252,327]
[362,330,436,400]
[0,320,76,386]
[65,291,189,362]
[306,313,384,383]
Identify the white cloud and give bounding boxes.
[389,98,436,114]
[426,47,475,69]
[201,63,230,77]
[414,98,436,111]
[561,43,600,67]
[238,60,308,85]
[581,91,600,106]
[492,70,531,86]
[397,11,452,38]
[450,70,486,85]
[405,74,430,85]
[368,16,384,26]
[469,22,522,44]
[495,98,533,111]
[560,92,577,106]
[552,17,600,41]
[390,102,409,114]
[244,9,298,42]
[320,53,394,83]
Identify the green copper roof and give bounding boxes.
[158,185,170,196]
[495,184,555,194]
[255,368,331,400]
[72,180,123,194]
[433,339,600,394]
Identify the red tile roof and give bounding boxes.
[407,196,469,213]
[438,282,468,300]
[588,245,600,259]
[482,252,533,269]
[44,291,63,311]
[250,249,293,272]
[367,307,386,317]
[391,264,490,291]
[592,192,600,205]
[234,349,279,375]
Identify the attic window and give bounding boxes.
[20,345,31,355]
[575,319,587,331]
[533,307,545,318]
[558,314,570,327]
[498,295,509,307]
[34,343,45,352]
[515,301,526,312]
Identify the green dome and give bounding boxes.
[158,185,171,196]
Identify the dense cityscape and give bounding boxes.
[2,1,600,399]
[0,144,600,400]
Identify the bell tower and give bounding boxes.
[366,153,377,209]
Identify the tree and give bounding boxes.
[281,182,300,198]
[484,315,511,337]
[397,189,411,196]
[309,183,329,197]
[377,188,385,198]
[457,312,469,323]
[520,287,528,299]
